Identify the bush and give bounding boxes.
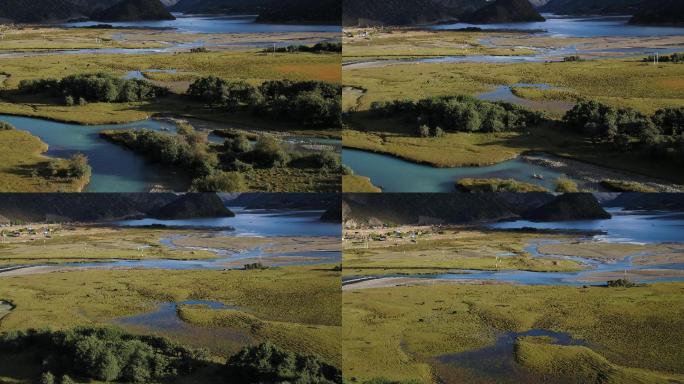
[20,73,167,103]
[607,279,639,288]
[341,164,353,175]
[190,172,247,192]
[224,342,341,384]
[223,134,252,154]
[554,177,579,193]
[0,121,14,130]
[245,136,288,167]
[418,125,430,137]
[40,372,55,384]
[67,153,91,179]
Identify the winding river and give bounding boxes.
[344,208,684,286]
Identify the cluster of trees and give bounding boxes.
[102,123,340,192]
[225,342,341,384]
[18,73,168,104]
[0,327,208,383]
[186,77,341,127]
[644,52,684,63]
[563,100,684,161]
[100,123,217,180]
[370,95,543,134]
[267,42,342,53]
[1,328,342,384]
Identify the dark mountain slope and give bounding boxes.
[605,193,684,210]
[227,193,340,210]
[91,0,176,21]
[170,0,269,14]
[257,0,341,24]
[540,0,643,15]
[630,0,684,25]
[148,194,234,219]
[0,194,177,222]
[523,193,611,222]
[343,193,610,227]
[463,0,546,23]
[343,0,487,26]
[0,0,80,22]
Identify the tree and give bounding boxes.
[40,372,55,384]
[190,172,247,192]
[418,125,431,138]
[67,153,91,179]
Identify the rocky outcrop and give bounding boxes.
[148,193,234,219]
[523,193,611,222]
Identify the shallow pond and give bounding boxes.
[434,329,585,384]
[65,13,340,34]
[113,299,252,352]
[477,83,573,113]
[342,148,569,192]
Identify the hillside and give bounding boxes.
[0,0,80,22]
[0,194,176,222]
[630,0,684,25]
[523,193,611,222]
[257,0,341,24]
[463,0,546,23]
[170,0,268,14]
[540,0,643,15]
[605,193,684,211]
[148,194,234,219]
[343,0,488,26]
[227,193,340,211]
[91,0,176,21]
[0,193,236,223]
[342,193,613,228]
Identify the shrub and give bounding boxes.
[223,134,252,154]
[434,126,445,138]
[224,342,341,384]
[0,121,14,130]
[341,164,353,175]
[554,177,579,193]
[40,372,55,384]
[245,136,288,167]
[67,153,91,179]
[190,172,247,192]
[607,279,639,288]
[65,95,75,106]
[418,125,430,137]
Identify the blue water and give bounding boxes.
[66,14,340,34]
[343,148,568,192]
[0,114,193,192]
[489,208,684,244]
[432,14,684,37]
[117,208,341,237]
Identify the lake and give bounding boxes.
[343,148,569,192]
[432,14,684,38]
[66,13,340,34]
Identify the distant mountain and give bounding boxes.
[0,193,236,223]
[257,0,341,23]
[342,193,612,228]
[91,0,176,21]
[148,194,234,219]
[343,0,488,26]
[528,0,551,6]
[170,0,268,14]
[540,0,644,15]
[523,194,611,222]
[630,0,684,25]
[605,193,684,211]
[463,0,545,23]
[0,0,81,22]
[227,193,340,211]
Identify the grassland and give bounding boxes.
[0,50,340,125]
[342,174,381,192]
[0,129,88,192]
[343,29,535,61]
[0,27,166,51]
[343,282,684,383]
[0,227,220,265]
[0,265,340,363]
[343,229,583,276]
